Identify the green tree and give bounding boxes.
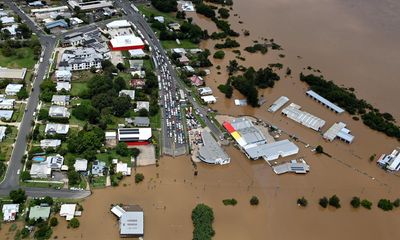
[9,188,27,204]
[213,50,225,59]
[329,195,341,208]
[350,197,361,208]
[34,223,52,239]
[135,173,144,184]
[297,197,308,207]
[116,63,126,72]
[112,96,132,117]
[38,109,49,121]
[250,196,259,206]
[49,217,58,227]
[316,145,324,154]
[20,171,31,181]
[17,87,29,100]
[377,199,393,211]
[393,198,400,208]
[69,218,80,228]
[115,142,129,156]
[226,59,239,75]
[192,204,215,240]
[21,227,30,238]
[138,108,149,117]
[130,148,140,159]
[68,170,80,186]
[222,198,237,206]
[361,199,372,209]
[319,197,328,208]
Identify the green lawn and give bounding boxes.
[150,110,161,129]
[137,4,180,23]
[0,47,36,69]
[0,126,17,162]
[96,150,131,166]
[143,59,154,70]
[91,176,106,188]
[20,181,64,189]
[70,82,88,97]
[161,40,199,49]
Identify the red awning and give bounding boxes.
[223,122,235,133]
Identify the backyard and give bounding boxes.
[0,47,36,69]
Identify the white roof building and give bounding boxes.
[46,155,64,170]
[2,204,19,221]
[0,110,13,121]
[111,205,144,238]
[128,49,146,58]
[74,159,88,172]
[119,90,135,100]
[111,205,125,218]
[105,131,117,140]
[68,0,113,11]
[201,95,217,104]
[0,68,27,80]
[109,35,144,51]
[0,126,7,142]
[268,96,289,113]
[306,90,345,114]
[106,20,131,29]
[0,16,15,25]
[273,159,310,175]
[198,87,213,96]
[30,163,52,178]
[323,122,354,144]
[116,162,131,176]
[51,95,70,106]
[281,103,326,131]
[40,139,62,149]
[31,6,69,14]
[55,70,72,81]
[5,84,23,96]
[135,101,149,112]
[0,98,15,109]
[49,106,70,118]
[377,148,400,171]
[117,128,152,142]
[45,123,70,135]
[154,16,164,23]
[56,82,71,92]
[60,204,77,221]
[2,24,18,35]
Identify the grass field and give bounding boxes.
[70,82,88,97]
[0,47,36,69]
[161,40,199,49]
[91,176,107,188]
[21,181,64,189]
[137,4,179,23]
[96,150,131,166]
[0,126,17,162]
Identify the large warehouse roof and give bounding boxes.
[268,96,289,113]
[198,130,230,165]
[106,20,131,29]
[118,128,152,141]
[306,90,345,114]
[110,35,144,50]
[282,103,326,131]
[244,139,299,161]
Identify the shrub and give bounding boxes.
[361,199,372,209]
[297,197,307,207]
[135,173,144,184]
[50,217,58,227]
[316,145,324,154]
[319,197,328,208]
[250,196,259,206]
[68,218,80,228]
[377,199,393,211]
[350,197,361,208]
[192,204,215,240]
[393,198,400,208]
[329,195,341,208]
[213,50,225,59]
[222,198,237,206]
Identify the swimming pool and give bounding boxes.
[32,156,46,162]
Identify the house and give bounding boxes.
[171,48,186,55]
[68,0,113,11]
[109,34,145,51]
[282,103,326,131]
[0,126,7,142]
[178,1,195,12]
[377,148,400,171]
[130,70,145,78]
[0,110,13,121]
[46,155,64,170]
[198,87,213,96]
[105,131,116,140]
[45,123,69,135]
[135,101,149,112]
[2,204,19,222]
[111,205,144,238]
[154,16,164,23]
[133,117,150,127]
[189,75,203,86]
[178,55,190,65]
[5,84,23,95]
[0,16,15,25]
[74,159,88,172]
[51,95,70,106]
[128,49,146,58]
[55,70,72,81]
[30,163,52,178]
[2,24,18,36]
[62,32,84,47]
[106,20,131,30]
[168,22,181,31]
[45,19,68,32]
[129,60,144,70]
[130,79,145,89]
[59,47,103,71]
[28,1,45,7]
[70,17,83,26]
[40,139,62,149]
[184,66,195,74]
[201,95,217,104]
[116,162,131,176]
[49,106,70,118]
[29,206,51,220]
[119,90,135,100]
[0,98,15,109]
[60,204,76,221]
[92,160,106,176]
[56,82,71,92]
[117,128,152,146]
[0,67,27,80]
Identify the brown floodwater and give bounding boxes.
[2,1,400,239]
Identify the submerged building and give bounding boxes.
[377,148,400,171]
[281,103,326,131]
[223,118,299,161]
[323,122,354,144]
[198,130,230,165]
